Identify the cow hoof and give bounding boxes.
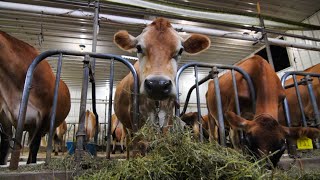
[120,150,124,154]
[112,150,116,154]
[54,152,58,156]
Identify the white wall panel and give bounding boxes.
[285,10,320,72]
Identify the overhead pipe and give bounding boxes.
[1,2,320,52]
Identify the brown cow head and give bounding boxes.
[114,18,210,100]
[226,111,320,167]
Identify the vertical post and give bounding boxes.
[231,69,244,144]
[257,2,274,70]
[194,65,203,142]
[75,55,90,163]
[211,67,226,146]
[106,58,114,159]
[306,75,320,126]
[91,0,100,144]
[104,96,108,148]
[45,53,63,164]
[292,75,307,127]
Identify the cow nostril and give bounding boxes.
[161,80,172,92]
[145,79,153,90]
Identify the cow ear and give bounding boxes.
[114,30,137,52]
[283,126,320,139]
[183,34,211,54]
[225,111,253,131]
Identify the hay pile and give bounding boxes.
[78,120,270,179]
[2,118,320,179]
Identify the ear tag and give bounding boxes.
[297,136,313,150]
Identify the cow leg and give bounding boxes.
[0,123,12,165]
[207,114,216,143]
[230,129,241,150]
[120,130,126,153]
[27,131,42,164]
[112,138,116,154]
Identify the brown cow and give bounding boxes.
[279,64,320,127]
[111,114,126,154]
[85,110,97,142]
[206,55,320,167]
[53,120,67,156]
[113,17,210,153]
[0,31,70,165]
[180,112,209,140]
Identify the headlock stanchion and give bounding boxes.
[281,71,320,128]
[176,62,255,146]
[281,71,320,154]
[9,50,139,170]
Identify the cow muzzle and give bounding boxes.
[144,76,173,100]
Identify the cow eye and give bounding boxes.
[178,47,184,55]
[173,48,184,60]
[136,45,143,54]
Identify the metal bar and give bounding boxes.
[284,78,308,89]
[9,51,52,170]
[292,75,307,127]
[306,75,320,127]
[106,58,114,159]
[194,65,203,142]
[91,0,100,145]
[257,3,274,70]
[180,74,211,116]
[2,2,320,52]
[75,55,90,163]
[211,67,226,146]
[45,53,63,164]
[231,69,244,144]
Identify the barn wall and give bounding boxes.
[283,10,320,72]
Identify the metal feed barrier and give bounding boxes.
[281,71,320,128]
[9,50,139,170]
[281,71,320,154]
[176,62,256,146]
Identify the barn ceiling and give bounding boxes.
[0,0,320,89]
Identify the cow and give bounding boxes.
[113,17,210,155]
[279,64,320,127]
[53,120,67,156]
[0,31,71,165]
[111,114,126,154]
[206,55,320,167]
[180,112,209,140]
[84,110,97,142]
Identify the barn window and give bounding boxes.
[255,37,290,72]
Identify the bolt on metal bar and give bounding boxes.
[194,65,203,142]
[45,53,63,164]
[106,58,114,159]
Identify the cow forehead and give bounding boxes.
[139,22,181,52]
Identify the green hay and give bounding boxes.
[2,118,320,179]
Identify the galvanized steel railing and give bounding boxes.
[281,71,320,128]
[176,62,255,146]
[9,50,139,170]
